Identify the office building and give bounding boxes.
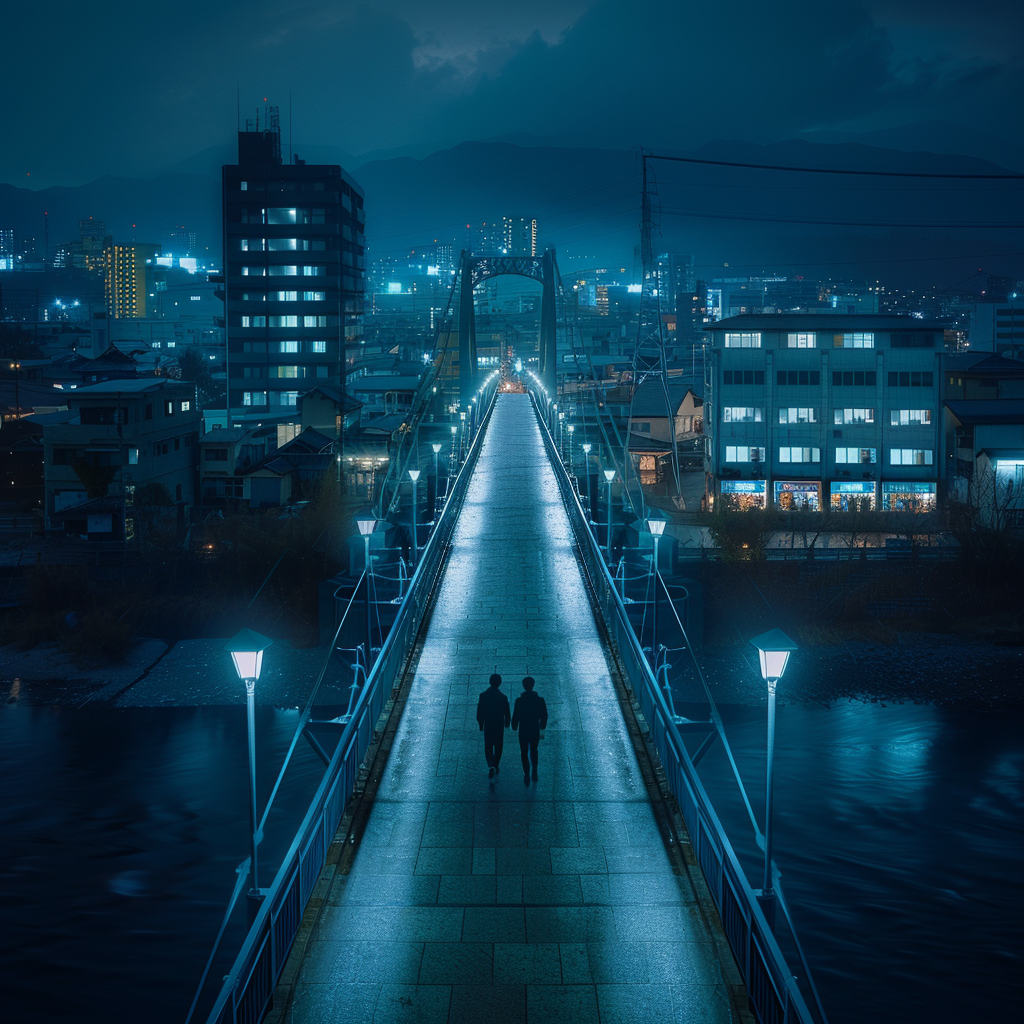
[222,109,365,426]
[705,314,946,512]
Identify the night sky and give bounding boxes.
[3,0,1023,188]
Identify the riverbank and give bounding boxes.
[692,633,1024,709]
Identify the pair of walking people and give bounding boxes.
[476,674,547,785]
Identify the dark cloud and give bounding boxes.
[0,0,1019,186]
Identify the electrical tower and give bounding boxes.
[632,153,681,494]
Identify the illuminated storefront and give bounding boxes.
[720,479,767,510]
[882,482,936,512]
[830,481,876,511]
[773,480,821,511]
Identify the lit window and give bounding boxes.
[278,341,299,353]
[834,408,874,425]
[787,333,816,348]
[181,401,191,412]
[303,291,326,301]
[267,208,298,224]
[128,448,138,465]
[272,366,300,378]
[778,447,820,463]
[834,332,874,348]
[240,239,265,251]
[190,295,201,301]
[889,448,933,466]
[267,238,298,251]
[309,341,327,353]
[272,291,298,301]
[890,409,932,426]
[164,401,174,415]
[304,315,327,327]
[240,181,247,191]
[270,315,298,327]
[242,391,267,407]
[835,447,876,464]
[722,407,762,423]
[724,446,765,462]
[268,266,298,276]
[302,266,325,276]
[778,408,817,424]
[724,332,761,348]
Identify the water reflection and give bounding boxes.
[694,701,1024,1024]
[0,704,326,1023]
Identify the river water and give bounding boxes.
[0,699,1020,1023]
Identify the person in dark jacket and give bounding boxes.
[511,676,548,785]
[476,673,511,778]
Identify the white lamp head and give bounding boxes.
[648,517,666,537]
[749,628,798,683]
[460,412,466,421]
[451,425,458,435]
[355,512,376,537]
[408,469,421,482]
[431,443,443,454]
[567,424,575,433]
[582,443,592,454]
[603,469,616,483]
[224,628,273,683]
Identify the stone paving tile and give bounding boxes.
[281,396,731,1024]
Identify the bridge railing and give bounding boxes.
[194,388,499,1024]
[528,389,822,1024]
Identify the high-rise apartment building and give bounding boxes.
[104,242,161,318]
[503,216,538,257]
[222,111,365,426]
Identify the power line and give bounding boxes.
[658,207,1023,229]
[643,151,1024,180]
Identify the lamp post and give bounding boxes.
[581,443,592,517]
[748,628,798,929]
[647,517,666,659]
[558,411,564,455]
[551,401,557,434]
[431,442,443,509]
[224,628,274,906]
[603,468,616,560]
[567,423,575,469]
[408,469,420,563]
[459,411,467,461]
[355,513,376,657]
[10,361,21,420]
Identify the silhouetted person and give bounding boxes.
[511,676,548,785]
[476,673,510,779]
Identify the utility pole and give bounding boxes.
[633,154,682,495]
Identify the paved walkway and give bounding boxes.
[284,394,734,1024]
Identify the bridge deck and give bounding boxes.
[282,394,734,1023]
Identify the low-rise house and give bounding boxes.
[40,378,200,537]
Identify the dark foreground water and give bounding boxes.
[695,702,1024,1024]
[0,700,1021,1023]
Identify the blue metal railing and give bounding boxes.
[529,388,825,1024]
[192,387,499,1024]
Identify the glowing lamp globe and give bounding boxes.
[224,628,273,683]
[603,469,616,483]
[355,513,376,537]
[431,443,443,454]
[648,518,666,537]
[749,629,798,683]
[408,469,421,482]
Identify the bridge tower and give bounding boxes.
[452,248,561,407]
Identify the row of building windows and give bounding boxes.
[719,480,937,512]
[724,332,879,349]
[723,446,934,465]
[239,291,327,302]
[239,180,331,192]
[240,365,330,379]
[242,391,300,407]
[241,340,329,353]
[239,315,331,327]
[239,239,330,252]
[239,208,328,225]
[241,266,326,276]
[722,407,933,426]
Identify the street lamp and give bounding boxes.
[581,443,593,516]
[355,513,376,659]
[431,442,443,506]
[224,628,274,905]
[603,468,616,560]
[647,517,666,659]
[749,628,798,927]
[567,423,575,468]
[408,469,421,562]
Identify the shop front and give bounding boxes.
[773,480,821,511]
[830,480,877,511]
[882,481,936,512]
[719,479,767,510]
